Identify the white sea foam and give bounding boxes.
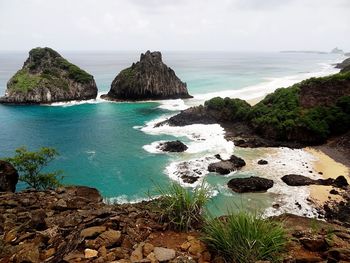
[47,92,107,107]
[251,148,321,218]
[157,99,190,111]
[103,195,159,204]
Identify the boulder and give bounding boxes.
[0,160,18,192]
[333,175,348,188]
[80,226,106,239]
[95,229,121,248]
[102,50,192,101]
[227,176,274,193]
[208,155,245,175]
[258,159,268,165]
[282,174,348,188]
[0,47,97,104]
[158,140,188,152]
[153,247,176,262]
[281,174,316,186]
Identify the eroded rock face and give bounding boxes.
[227,176,274,193]
[0,47,97,104]
[0,160,18,192]
[102,50,192,101]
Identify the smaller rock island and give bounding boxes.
[101,51,192,101]
[0,47,98,104]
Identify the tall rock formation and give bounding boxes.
[0,47,98,104]
[102,51,192,101]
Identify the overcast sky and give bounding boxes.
[0,0,349,52]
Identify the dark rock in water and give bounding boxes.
[282,174,320,186]
[156,105,216,127]
[333,175,349,188]
[0,47,97,104]
[208,155,245,175]
[282,174,348,188]
[258,159,268,165]
[0,160,18,192]
[227,176,274,193]
[102,50,192,101]
[181,175,200,184]
[158,140,188,152]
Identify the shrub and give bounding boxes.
[5,147,63,190]
[153,183,211,231]
[202,211,287,263]
[205,97,252,121]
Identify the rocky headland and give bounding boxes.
[156,70,350,148]
[101,51,192,101]
[0,47,97,104]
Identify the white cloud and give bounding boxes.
[0,0,349,51]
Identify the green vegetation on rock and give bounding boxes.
[118,67,137,85]
[204,97,252,121]
[9,69,42,93]
[54,57,93,84]
[202,211,287,263]
[5,147,63,190]
[203,71,350,143]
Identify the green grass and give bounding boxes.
[152,182,211,231]
[8,69,42,93]
[201,211,287,263]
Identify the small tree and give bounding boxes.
[5,147,62,190]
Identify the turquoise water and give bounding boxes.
[0,51,343,213]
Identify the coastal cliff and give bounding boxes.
[159,71,350,146]
[0,47,97,104]
[101,51,192,101]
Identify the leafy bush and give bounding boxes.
[5,147,63,190]
[153,183,211,231]
[202,211,287,263]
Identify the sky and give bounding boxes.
[0,0,349,52]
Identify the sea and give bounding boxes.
[0,51,344,216]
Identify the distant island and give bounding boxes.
[101,50,192,101]
[0,47,98,104]
[281,47,345,55]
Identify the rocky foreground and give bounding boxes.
[102,51,192,101]
[0,47,97,104]
[1,186,350,262]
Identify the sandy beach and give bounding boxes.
[306,147,349,206]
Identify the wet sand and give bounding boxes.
[306,147,349,206]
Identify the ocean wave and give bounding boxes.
[157,99,190,111]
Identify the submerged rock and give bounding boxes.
[0,47,97,104]
[227,176,274,193]
[158,140,188,152]
[0,160,18,192]
[102,50,192,101]
[208,155,246,175]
